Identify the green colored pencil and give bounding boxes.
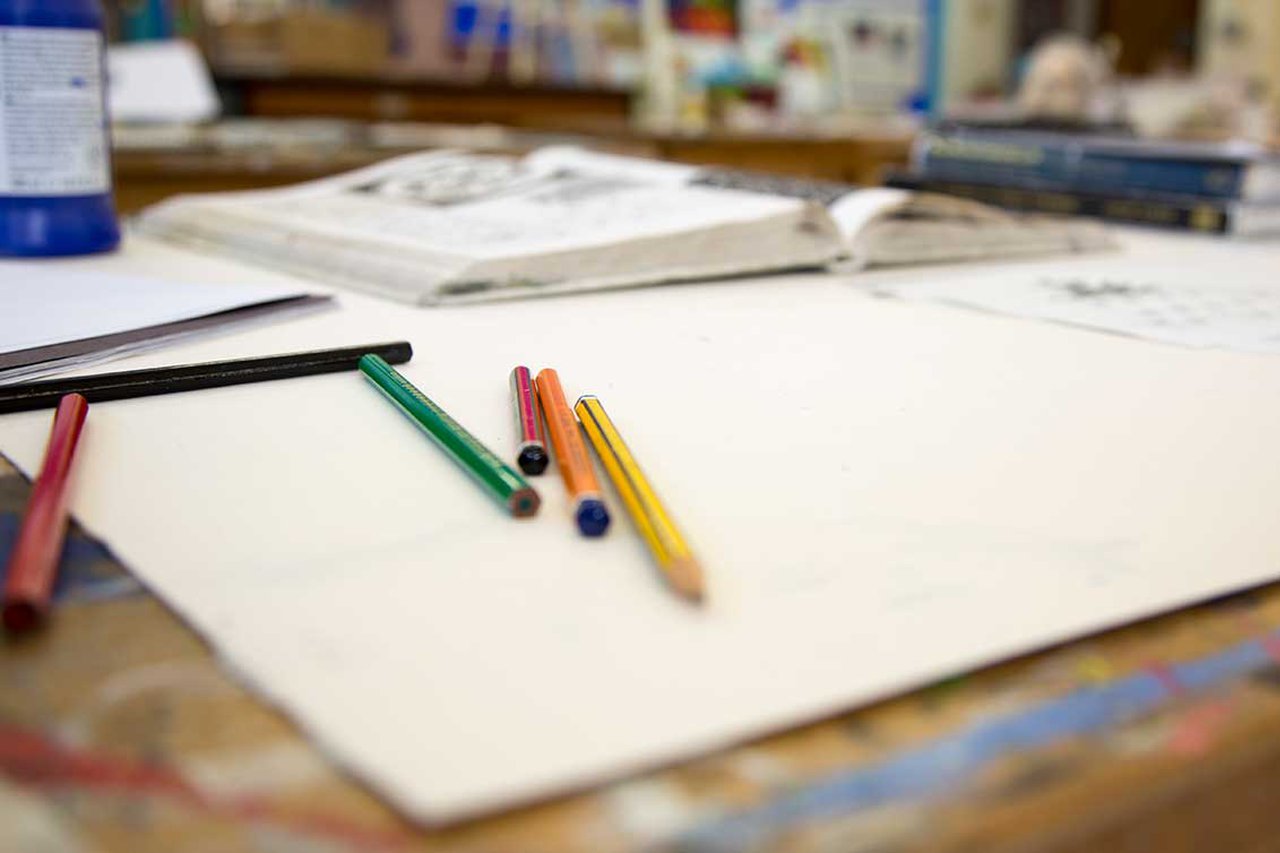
[359,354,540,518]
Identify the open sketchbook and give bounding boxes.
[137,147,1113,305]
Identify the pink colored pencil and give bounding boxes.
[3,393,89,636]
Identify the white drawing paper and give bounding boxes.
[1,233,1278,824]
[871,255,1280,354]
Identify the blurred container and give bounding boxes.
[0,0,120,256]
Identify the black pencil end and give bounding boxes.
[517,446,549,476]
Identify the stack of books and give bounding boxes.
[888,124,1280,237]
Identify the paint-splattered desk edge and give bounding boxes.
[4,451,1280,853]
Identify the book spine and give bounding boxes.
[915,135,1247,201]
[890,176,1233,234]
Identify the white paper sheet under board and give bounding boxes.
[1,234,1278,823]
[0,265,319,384]
[870,254,1280,354]
[0,266,305,355]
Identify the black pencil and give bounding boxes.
[0,342,414,414]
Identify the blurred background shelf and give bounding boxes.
[109,116,913,212]
[214,69,634,128]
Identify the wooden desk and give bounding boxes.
[4,450,1279,852]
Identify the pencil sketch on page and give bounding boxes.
[872,259,1280,354]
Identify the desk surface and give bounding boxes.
[4,234,1280,851]
[4,450,1280,852]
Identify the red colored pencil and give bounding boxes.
[2,393,89,636]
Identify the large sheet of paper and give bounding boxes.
[1,233,1279,823]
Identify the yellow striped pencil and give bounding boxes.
[574,394,705,603]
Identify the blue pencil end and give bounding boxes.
[575,499,610,537]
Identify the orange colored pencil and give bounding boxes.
[534,368,610,537]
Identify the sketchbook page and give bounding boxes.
[869,251,1280,354]
[455,207,842,303]
[527,147,855,208]
[0,265,307,356]
[520,150,912,261]
[3,234,1280,823]
[835,189,1116,267]
[522,145,701,186]
[827,186,912,241]
[142,150,805,261]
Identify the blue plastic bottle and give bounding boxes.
[0,0,120,256]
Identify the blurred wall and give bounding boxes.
[941,0,1016,105]
[1199,0,1280,109]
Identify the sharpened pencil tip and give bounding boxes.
[509,488,541,518]
[666,558,706,605]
